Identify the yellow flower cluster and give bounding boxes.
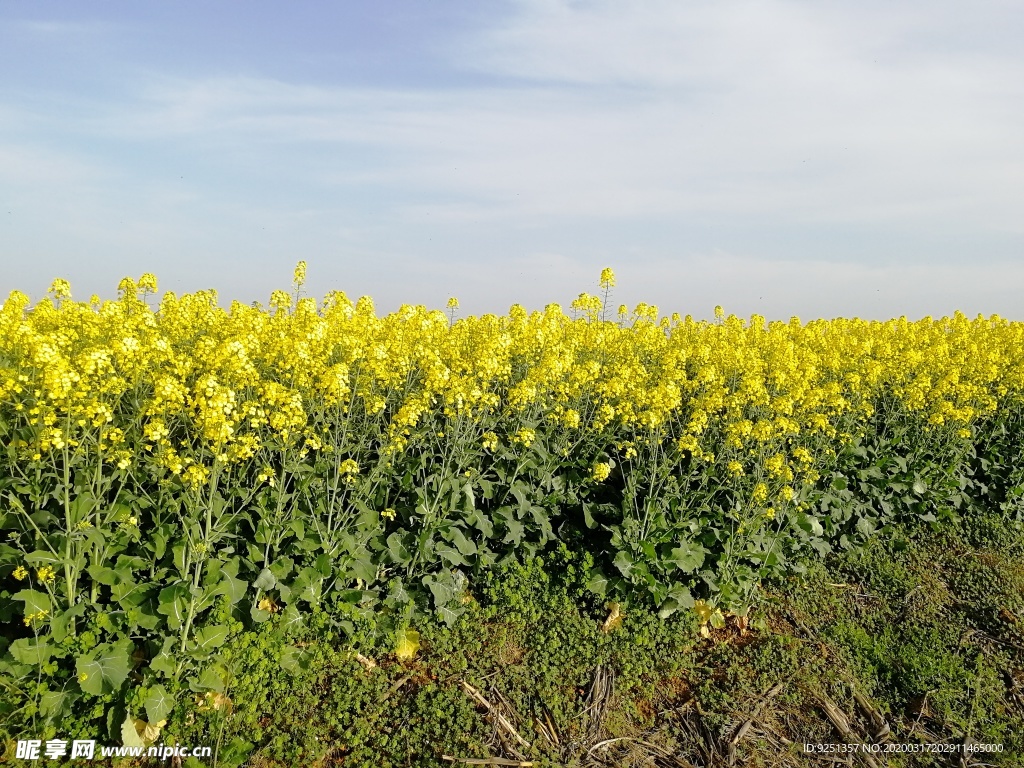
[1,269,1022,506]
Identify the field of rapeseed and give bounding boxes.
[2,264,1023,754]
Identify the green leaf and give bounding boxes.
[797,513,824,537]
[121,713,147,749]
[145,684,174,724]
[658,585,695,619]
[856,516,877,537]
[586,568,609,597]
[23,549,61,566]
[314,553,332,578]
[9,638,53,667]
[280,604,305,634]
[613,550,637,579]
[115,554,149,571]
[192,625,229,654]
[250,605,272,623]
[386,532,412,565]
[87,564,120,586]
[13,589,51,617]
[279,645,310,674]
[77,640,133,696]
[449,527,477,557]
[269,557,295,581]
[667,541,707,574]
[113,580,153,609]
[296,569,322,605]
[194,662,228,692]
[150,637,177,677]
[384,578,411,609]
[468,510,494,538]
[252,568,276,591]
[435,543,469,568]
[350,556,376,584]
[437,603,466,626]
[39,689,78,721]
[157,583,190,630]
[501,516,524,544]
[51,603,87,644]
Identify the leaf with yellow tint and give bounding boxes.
[709,609,726,629]
[693,600,713,624]
[121,713,166,748]
[395,628,420,660]
[257,596,279,613]
[601,602,623,633]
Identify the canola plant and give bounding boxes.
[1,265,1023,731]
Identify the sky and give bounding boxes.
[1,0,1022,321]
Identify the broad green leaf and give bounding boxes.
[437,603,466,626]
[856,516,877,537]
[448,527,477,557]
[586,568,609,597]
[296,570,322,605]
[13,589,51,617]
[501,517,525,544]
[252,568,276,591]
[613,550,637,579]
[145,684,174,724]
[658,585,695,619]
[585,569,606,598]
[87,564,119,586]
[386,532,412,565]
[39,689,78,720]
[9,638,53,667]
[350,556,376,584]
[113,580,153,609]
[384,578,411,608]
[77,640,132,696]
[156,583,189,630]
[23,549,61,566]
[150,637,177,677]
[797,514,824,537]
[192,625,229,653]
[667,541,707,574]
[279,645,307,674]
[194,662,228,692]
[250,604,272,623]
[280,604,305,634]
[50,603,87,643]
[435,543,469,568]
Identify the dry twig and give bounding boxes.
[461,681,532,754]
[727,681,786,766]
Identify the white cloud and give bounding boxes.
[52,0,1017,237]
[1,1,1022,315]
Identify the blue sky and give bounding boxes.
[2,0,1022,320]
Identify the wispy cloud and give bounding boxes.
[1,1,1022,315]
